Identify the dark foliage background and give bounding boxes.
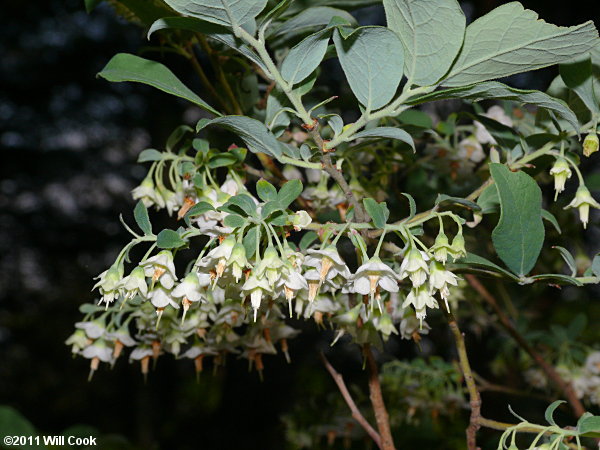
[1,0,599,449]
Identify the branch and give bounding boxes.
[319,352,382,449]
[307,125,368,223]
[465,275,586,418]
[445,310,482,450]
[363,345,396,450]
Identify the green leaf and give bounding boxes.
[435,194,481,212]
[528,273,583,286]
[401,192,416,219]
[223,214,247,228]
[243,226,259,258]
[541,209,561,234]
[256,179,278,202]
[0,406,44,450]
[133,201,152,235]
[166,124,193,151]
[162,0,267,28]
[137,148,163,162]
[207,152,238,168]
[277,179,303,209]
[110,0,174,26]
[299,231,318,250]
[363,198,387,229]
[560,55,599,114]
[442,3,599,87]
[184,201,214,223]
[592,253,600,278]
[270,6,356,39]
[281,29,330,85]
[261,200,283,219]
[203,116,285,159]
[148,17,269,73]
[490,163,544,276]
[409,81,580,133]
[383,0,465,86]
[333,26,404,111]
[578,414,600,436]
[223,194,257,217]
[98,54,221,116]
[544,400,566,426]
[156,230,186,249]
[552,246,577,277]
[352,127,415,151]
[266,88,292,137]
[477,184,500,214]
[451,252,520,281]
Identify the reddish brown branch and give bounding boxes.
[363,345,396,450]
[445,310,482,450]
[319,352,382,448]
[465,274,585,418]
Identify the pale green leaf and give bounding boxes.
[409,81,580,133]
[442,2,599,87]
[156,230,186,249]
[363,198,387,229]
[204,116,286,159]
[162,0,267,28]
[552,246,577,277]
[270,6,356,38]
[98,53,221,116]
[560,55,599,114]
[333,26,404,111]
[544,400,566,426]
[281,29,330,85]
[541,209,561,234]
[256,179,278,202]
[383,0,465,86]
[278,179,303,209]
[148,17,268,73]
[451,253,520,281]
[490,163,544,276]
[352,127,414,151]
[137,149,163,162]
[133,201,152,235]
[578,414,600,436]
[223,214,247,228]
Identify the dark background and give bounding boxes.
[1,1,599,449]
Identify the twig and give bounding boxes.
[307,125,368,223]
[319,352,382,449]
[445,310,482,450]
[465,275,586,418]
[363,345,396,450]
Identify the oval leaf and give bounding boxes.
[281,29,330,85]
[98,53,221,116]
[162,0,267,28]
[277,179,303,209]
[383,0,465,86]
[333,26,404,111]
[352,127,415,151]
[442,3,599,87]
[156,230,186,249]
[133,201,152,235]
[490,163,544,277]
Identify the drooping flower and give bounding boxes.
[583,132,599,157]
[171,272,211,322]
[458,136,486,163]
[226,243,250,283]
[140,250,177,289]
[241,273,272,322]
[428,260,459,311]
[276,263,308,317]
[65,329,90,354]
[81,338,114,380]
[118,266,148,300]
[198,235,236,284]
[304,246,351,284]
[549,158,572,199]
[431,231,453,264]
[255,246,285,288]
[565,185,600,228]
[402,285,439,327]
[75,317,107,339]
[93,264,123,307]
[148,285,179,310]
[398,247,429,288]
[351,257,399,311]
[450,232,467,259]
[107,325,137,361]
[132,177,163,208]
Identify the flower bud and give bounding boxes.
[290,210,312,231]
[450,233,466,259]
[583,132,599,157]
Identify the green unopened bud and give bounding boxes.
[583,132,599,157]
[450,233,466,259]
[432,231,451,264]
[290,210,312,230]
[377,313,398,340]
[227,243,248,282]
